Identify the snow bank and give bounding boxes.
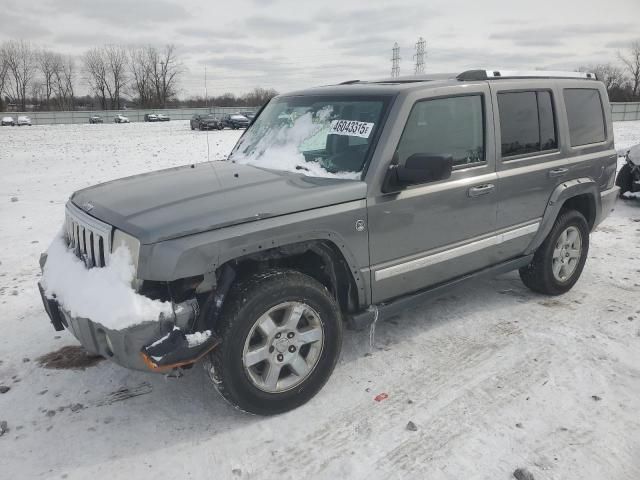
[41,233,172,330]
[233,111,360,180]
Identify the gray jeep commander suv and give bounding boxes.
[38,70,619,415]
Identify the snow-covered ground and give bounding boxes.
[0,120,639,480]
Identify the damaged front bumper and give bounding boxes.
[37,282,219,373]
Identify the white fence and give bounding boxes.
[2,103,639,125]
[611,102,640,122]
[0,106,259,125]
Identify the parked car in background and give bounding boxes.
[1,116,15,126]
[241,111,256,121]
[222,113,250,129]
[157,113,170,122]
[144,114,159,122]
[89,115,103,124]
[17,116,32,126]
[114,114,130,124]
[190,113,223,130]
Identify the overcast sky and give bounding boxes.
[2,0,639,97]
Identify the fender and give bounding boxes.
[138,199,372,306]
[525,177,599,254]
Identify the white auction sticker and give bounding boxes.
[328,120,375,138]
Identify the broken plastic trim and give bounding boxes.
[140,327,221,372]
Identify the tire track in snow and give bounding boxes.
[245,322,537,479]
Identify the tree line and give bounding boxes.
[0,40,277,112]
[580,41,640,101]
[0,40,184,111]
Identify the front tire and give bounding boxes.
[208,270,343,415]
[519,210,589,295]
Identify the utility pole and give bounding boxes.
[414,37,426,74]
[391,42,401,78]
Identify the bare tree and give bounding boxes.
[4,40,37,110]
[129,46,153,107]
[618,40,640,97]
[38,49,59,109]
[84,47,108,109]
[149,44,181,107]
[579,64,625,93]
[104,45,127,109]
[54,55,75,110]
[30,80,44,105]
[0,44,9,109]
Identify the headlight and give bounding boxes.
[112,229,141,273]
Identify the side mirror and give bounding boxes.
[382,154,453,193]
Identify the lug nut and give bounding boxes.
[277,354,284,362]
[287,332,294,339]
[275,332,281,339]
[288,345,296,353]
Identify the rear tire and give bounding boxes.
[519,210,589,295]
[208,270,343,415]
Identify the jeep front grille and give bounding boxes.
[64,202,112,268]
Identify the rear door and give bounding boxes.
[491,81,567,260]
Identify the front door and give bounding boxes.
[367,87,499,303]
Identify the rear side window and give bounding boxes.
[563,89,606,146]
[396,95,485,168]
[498,91,558,158]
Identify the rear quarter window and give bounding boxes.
[563,88,606,146]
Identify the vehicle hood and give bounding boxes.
[71,162,366,244]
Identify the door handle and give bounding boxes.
[468,184,495,197]
[548,167,569,178]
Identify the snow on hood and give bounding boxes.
[232,111,360,180]
[41,233,172,330]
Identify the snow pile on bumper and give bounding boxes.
[41,234,172,330]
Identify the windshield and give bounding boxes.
[230,95,389,179]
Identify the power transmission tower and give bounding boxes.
[391,42,400,78]
[414,37,426,74]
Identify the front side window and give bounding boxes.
[395,95,485,168]
[563,89,606,146]
[230,95,389,179]
[498,90,558,158]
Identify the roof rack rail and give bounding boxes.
[456,69,598,81]
[339,79,361,85]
